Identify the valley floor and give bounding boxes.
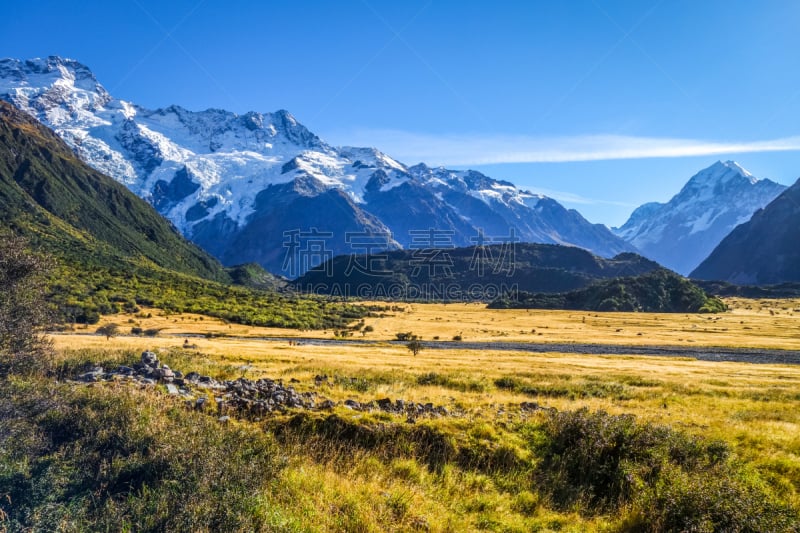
[58,296,800,349]
[7,297,800,531]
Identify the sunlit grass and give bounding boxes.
[23,297,800,530]
[69,295,800,350]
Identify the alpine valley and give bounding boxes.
[0,56,634,276]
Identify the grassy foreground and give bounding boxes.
[4,299,800,531]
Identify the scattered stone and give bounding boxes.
[519,401,556,413]
[344,399,361,410]
[77,366,104,382]
[166,383,179,395]
[157,365,175,382]
[141,351,159,368]
[318,399,336,410]
[377,398,393,410]
[218,415,230,423]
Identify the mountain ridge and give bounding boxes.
[1,56,634,275]
[691,177,800,284]
[291,243,662,300]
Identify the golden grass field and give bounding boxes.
[53,296,800,470]
[59,296,800,348]
[45,297,800,531]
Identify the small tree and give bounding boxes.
[0,233,53,377]
[96,323,120,340]
[406,339,424,356]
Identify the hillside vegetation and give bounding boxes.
[4,237,800,530]
[490,269,727,313]
[293,245,661,300]
[4,336,799,532]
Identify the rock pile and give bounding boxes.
[74,350,455,422]
[211,376,317,420]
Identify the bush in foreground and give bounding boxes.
[0,379,282,531]
[529,407,798,531]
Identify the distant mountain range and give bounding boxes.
[691,177,800,284]
[0,56,634,276]
[613,161,786,275]
[4,56,798,286]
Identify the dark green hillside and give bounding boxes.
[292,244,661,300]
[693,279,800,298]
[0,100,370,329]
[0,100,228,281]
[490,269,727,313]
[226,262,288,291]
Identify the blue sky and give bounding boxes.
[3,0,800,226]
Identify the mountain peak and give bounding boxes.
[0,56,111,123]
[691,176,800,283]
[690,160,755,186]
[614,161,787,274]
[0,56,102,89]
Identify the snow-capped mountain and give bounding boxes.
[613,161,786,275]
[691,177,800,284]
[0,56,634,275]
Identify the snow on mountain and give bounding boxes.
[613,161,787,275]
[0,56,634,275]
[691,177,800,284]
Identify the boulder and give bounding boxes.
[141,350,159,368]
[344,399,362,410]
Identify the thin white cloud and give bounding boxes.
[528,187,639,208]
[330,129,800,166]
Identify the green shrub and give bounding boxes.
[530,408,719,511]
[528,407,799,529]
[627,463,799,532]
[494,376,519,390]
[416,372,485,392]
[0,379,283,531]
[0,233,53,377]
